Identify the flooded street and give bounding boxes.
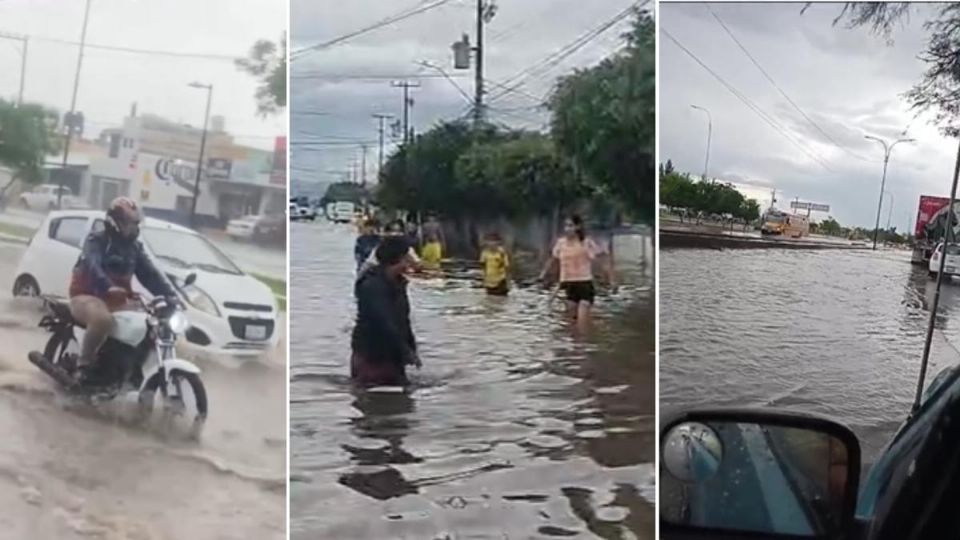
[290,223,655,539]
[0,242,286,539]
[660,248,960,462]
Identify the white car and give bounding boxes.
[19,184,85,211]
[13,210,280,359]
[929,242,960,278]
[226,215,260,239]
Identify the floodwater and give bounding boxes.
[290,223,655,539]
[660,248,960,462]
[0,243,286,539]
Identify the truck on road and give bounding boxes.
[912,195,958,265]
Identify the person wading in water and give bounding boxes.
[539,215,615,329]
[351,235,421,386]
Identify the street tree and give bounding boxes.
[549,7,654,221]
[236,33,287,117]
[0,100,58,200]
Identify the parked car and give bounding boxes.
[929,241,960,278]
[19,184,87,211]
[226,214,285,244]
[12,210,280,359]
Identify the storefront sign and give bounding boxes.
[154,157,198,193]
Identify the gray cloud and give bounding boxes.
[661,2,957,231]
[0,0,285,149]
[290,0,641,190]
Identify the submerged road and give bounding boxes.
[290,222,655,539]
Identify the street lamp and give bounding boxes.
[883,191,894,232]
[691,104,712,180]
[866,135,914,250]
[187,82,213,229]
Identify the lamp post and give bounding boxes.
[865,135,914,250]
[187,82,212,229]
[691,104,712,180]
[883,191,894,232]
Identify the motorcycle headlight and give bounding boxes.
[168,311,189,334]
[182,284,221,317]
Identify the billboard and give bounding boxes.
[790,201,830,213]
[916,195,953,237]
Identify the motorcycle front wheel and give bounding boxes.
[138,369,208,440]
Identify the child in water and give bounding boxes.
[354,219,381,272]
[420,231,443,272]
[480,232,510,296]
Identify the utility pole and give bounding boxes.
[392,81,420,144]
[474,0,484,127]
[0,33,28,105]
[58,0,92,209]
[360,145,368,187]
[372,113,392,176]
[188,82,213,229]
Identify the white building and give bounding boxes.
[87,109,285,229]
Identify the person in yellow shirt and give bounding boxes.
[420,231,443,272]
[480,232,510,296]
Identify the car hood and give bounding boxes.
[163,267,276,312]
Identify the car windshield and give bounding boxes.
[142,227,242,275]
[766,214,786,224]
[946,244,960,256]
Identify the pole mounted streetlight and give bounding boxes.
[866,135,914,250]
[883,190,895,232]
[188,82,213,230]
[691,104,712,180]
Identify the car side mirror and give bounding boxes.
[184,273,197,286]
[660,409,861,539]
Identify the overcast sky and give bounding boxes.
[290,0,642,195]
[0,0,285,150]
[660,2,960,231]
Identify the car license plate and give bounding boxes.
[246,325,267,340]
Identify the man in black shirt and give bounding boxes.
[350,235,420,386]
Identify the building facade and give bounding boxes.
[86,111,286,229]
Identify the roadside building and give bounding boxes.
[84,107,285,229]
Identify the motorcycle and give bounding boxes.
[27,275,207,439]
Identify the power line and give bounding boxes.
[0,31,239,61]
[291,72,463,81]
[662,27,834,172]
[487,1,643,104]
[707,6,874,163]
[292,0,457,60]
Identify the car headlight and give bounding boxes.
[182,284,221,317]
[168,311,189,333]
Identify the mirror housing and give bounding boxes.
[184,273,197,287]
[660,408,861,540]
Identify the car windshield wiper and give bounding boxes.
[155,254,191,268]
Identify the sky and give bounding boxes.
[0,0,286,150]
[660,2,960,232]
[289,0,643,196]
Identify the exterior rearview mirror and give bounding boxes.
[185,273,197,286]
[661,409,861,539]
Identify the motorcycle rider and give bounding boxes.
[68,197,177,385]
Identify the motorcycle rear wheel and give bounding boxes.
[138,369,208,440]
